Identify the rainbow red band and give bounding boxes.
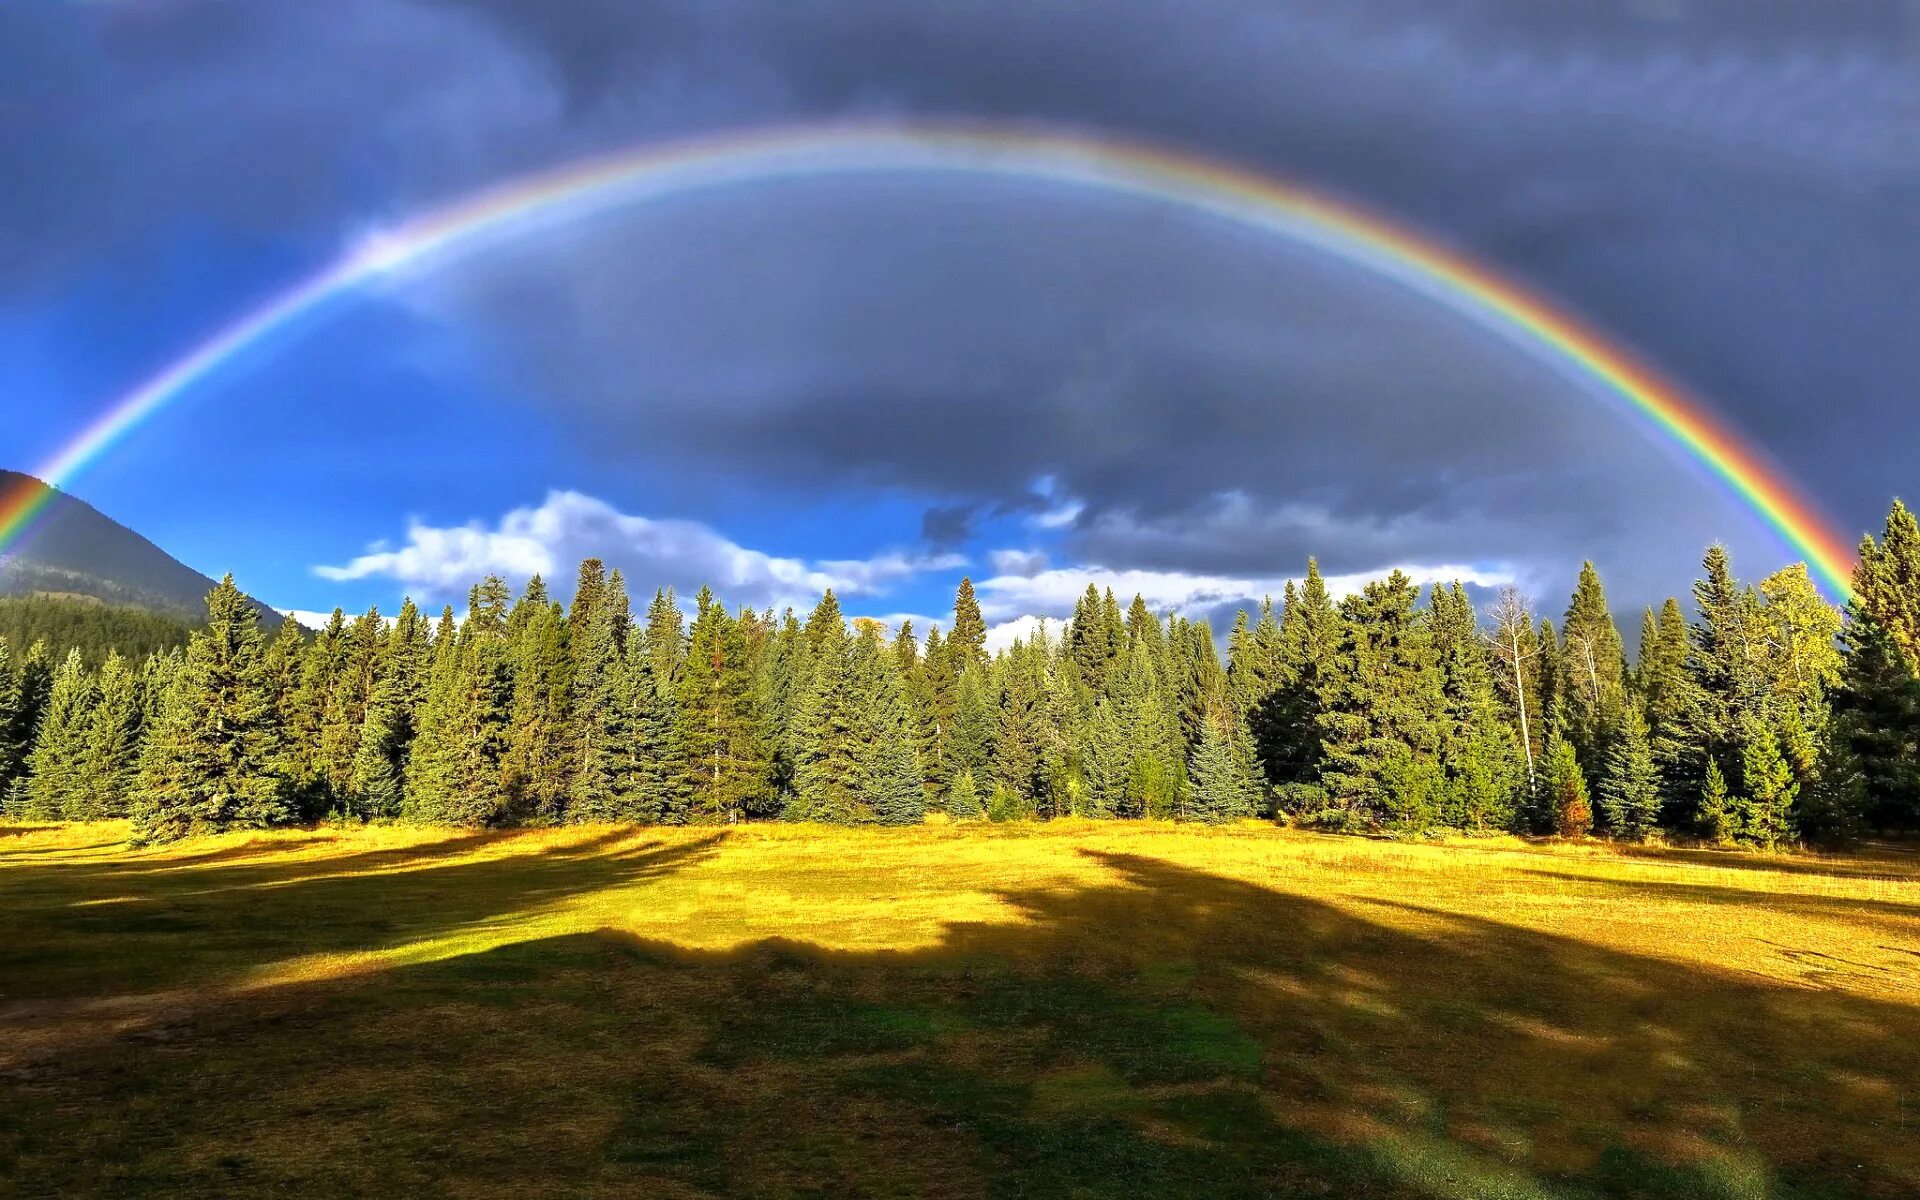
[0,121,1859,595]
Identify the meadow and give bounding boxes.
[2,820,1916,1199]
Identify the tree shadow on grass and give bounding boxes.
[5,844,1918,1199]
[1609,841,1920,884]
[0,828,727,1057]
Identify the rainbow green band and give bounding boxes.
[0,121,1858,596]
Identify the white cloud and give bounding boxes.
[973,561,1519,630]
[314,489,964,610]
[988,547,1050,577]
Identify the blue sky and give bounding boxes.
[5,2,1916,637]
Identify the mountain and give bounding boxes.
[0,470,283,625]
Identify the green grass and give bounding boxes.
[1,820,1916,1197]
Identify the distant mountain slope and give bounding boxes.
[0,470,282,625]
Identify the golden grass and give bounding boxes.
[2,819,1916,1197]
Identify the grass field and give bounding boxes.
[2,821,1917,1199]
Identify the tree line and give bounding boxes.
[4,500,1918,847]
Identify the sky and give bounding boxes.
[3,1,1916,641]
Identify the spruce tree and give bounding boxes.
[1832,501,1920,831]
[1315,571,1446,831]
[1433,583,1522,831]
[946,767,984,819]
[948,578,988,674]
[132,577,289,842]
[676,590,770,823]
[568,571,630,822]
[0,637,22,801]
[1739,718,1797,849]
[862,632,925,826]
[790,595,862,823]
[23,648,93,820]
[1543,729,1592,838]
[1183,706,1257,824]
[1561,562,1628,791]
[78,650,142,819]
[350,599,430,820]
[1698,758,1738,844]
[1597,700,1661,841]
[1076,697,1128,818]
[1256,563,1335,804]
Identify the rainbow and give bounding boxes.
[0,120,1857,594]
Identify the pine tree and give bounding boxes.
[132,576,289,842]
[948,578,988,674]
[1598,700,1661,840]
[503,587,570,823]
[1832,501,1920,832]
[343,600,424,819]
[790,595,862,823]
[0,637,23,801]
[23,648,93,819]
[1257,563,1336,805]
[863,631,925,826]
[317,606,383,810]
[280,609,345,815]
[404,584,514,827]
[568,571,631,822]
[946,767,984,819]
[1739,718,1797,849]
[992,639,1048,811]
[5,639,53,810]
[1638,596,1698,821]
[1076,696,1129,818]
[1433,583,1523,831]
[1544,729,1592,838]
[1698,757,1738,844]
[1315,571,1446,831]
[676,590,770,823]
[1561,562,1628,791]
[78,650,143,819]
[629,652,688,823]
[1183,706,1257,824]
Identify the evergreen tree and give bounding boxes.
[676,591,770,823]
[316,606,383,809]
[1698,757,1738,844]
[862,630,925,826]
[1257,563,1336,806]
[1543,729,1592,838]
[132,577,289,842]
[23,648,93,819]
[504,587,570,823]
[947,663,997,791]
[1832,501,1920,831]
[1315,571,1446,831]
[568,571,630,822]
[1432,583,1522,831]
[350,599,429,819]
[1183,705,1257,823]
[404,583,514,827]
[628,652,688,823]
[0,637,23,801]
[948,578,988,674]
[78,650,142,819]
[1561,562,1629,790]
[1739,717,1797,849]
[1638,596,1698,818]
[1075,696,1128,818]
[946,767,984,819]
[1597,700,1661,841]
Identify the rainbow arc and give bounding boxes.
[0,121,1858,595]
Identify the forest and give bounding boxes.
[3,500,1917,848]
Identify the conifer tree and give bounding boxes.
[504,586,570,822]
[946,767,984,820]
[568,571,631,821]
[23,648,92,819]
[1832,501,1920,831]
[1315,571,1446,830]
[315,607,383,809]
[1739,717,1797,849]
[1598,700,1661,841]
[132,577,289,842]
[0,637,22,800]
[643,587,687,692]
[1485,588,1543,794]
[344,600,426,819]
[1543,728,1591,838]
[992,639,1048,811]
[1698,757,1738,844]
[1638,596,1698,815]
[862,631,925,826]
[6,640,53,809]
[78,650,142,819]
[676,590,770,823]
[1183,705,1257,823]
[1561,562,1629,788]
[1431,585,1522,832]
[404,583,514,827]
[280,609,345,813]
[948,578,988,674]
[946,663,997,791]
[628,651,688,823]
[790,595,862,823]
[1257,563,1336,804]
[1075,697,1128,818]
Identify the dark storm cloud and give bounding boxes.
[7,0,1917,613]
